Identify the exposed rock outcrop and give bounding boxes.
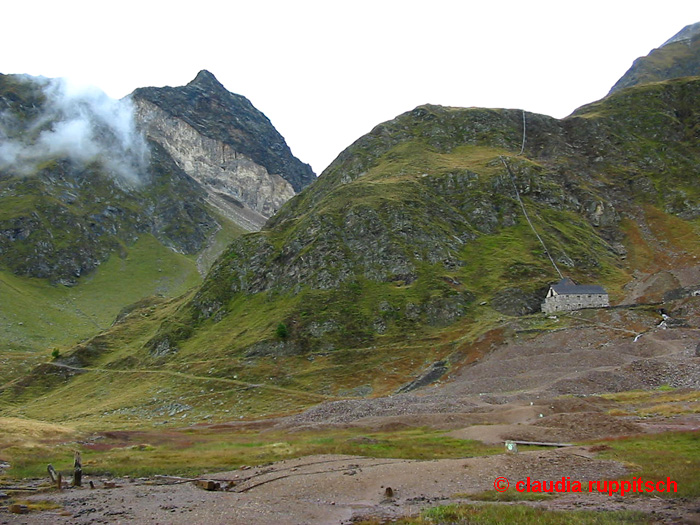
[132,71,315,230]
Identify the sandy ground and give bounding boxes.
[4,309,700,523]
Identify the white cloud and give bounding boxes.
[0,76,149,183]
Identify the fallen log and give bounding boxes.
[8,504,29,514]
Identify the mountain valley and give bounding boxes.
[0,23,699,524]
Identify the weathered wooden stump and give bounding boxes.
[47,464,58,484]
[73,451,82,487]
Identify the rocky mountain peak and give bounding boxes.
[609,21,700,94]
[661,21,700,47]
[188,69,225,90]
[131,71,315,230]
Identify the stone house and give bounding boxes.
[541,277,609,314]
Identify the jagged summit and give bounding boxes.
[132,71,315,195]
[609,21,700,94]
[188,69,224,88]
[186,70,246,100]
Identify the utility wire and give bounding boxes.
[499,109,563,278]
[500,113,563,279]
[518,109,526,156]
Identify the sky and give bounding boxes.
[2,1,699,174]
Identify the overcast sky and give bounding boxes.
[2,1,699,174]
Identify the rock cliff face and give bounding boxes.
[131,71,315,230]
[610,21,700,93]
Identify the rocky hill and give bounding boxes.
[0,75,211,278]
[610,21,700,93]
[171,77,700,360]
[0,71,315,282]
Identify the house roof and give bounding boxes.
[550,277,607,295]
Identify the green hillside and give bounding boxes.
[0,234,204,384]
[0,74,252,384]
[2,77,700,426]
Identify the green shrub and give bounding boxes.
[276,322,289,340]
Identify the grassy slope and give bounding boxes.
[0,234,202,385]
[3,156,692,426]
[610,36,700,93]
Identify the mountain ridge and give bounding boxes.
[132,70,315,190]
[2,25,700,425]
[609,21,700,93]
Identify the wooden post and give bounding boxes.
[47,464,58,484]
[73,451,82,487]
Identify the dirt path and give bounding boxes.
[45,361,332,402]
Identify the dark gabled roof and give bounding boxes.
[550,277,607,295]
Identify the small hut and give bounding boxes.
[541,278,609,314]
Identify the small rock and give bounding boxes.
[9,504,29,514]
[194,480,220,491]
